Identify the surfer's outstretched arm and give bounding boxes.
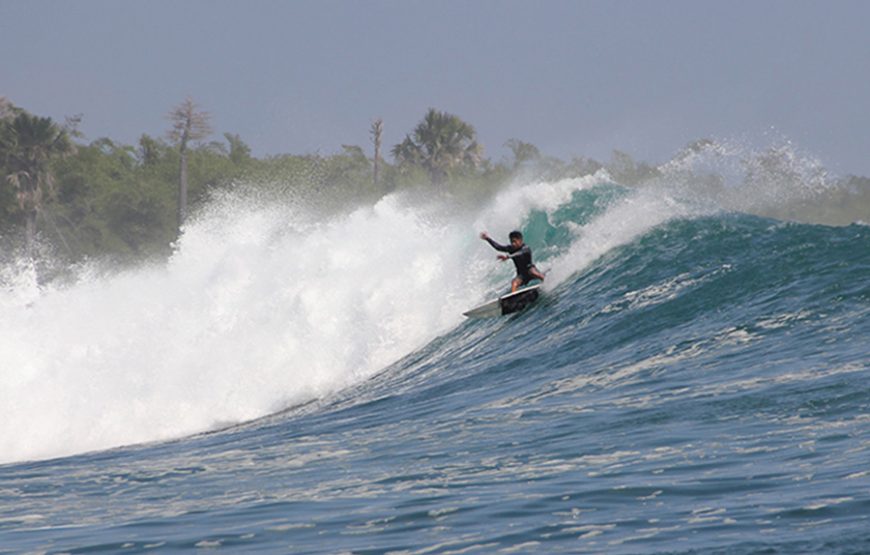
[480,231,511,253]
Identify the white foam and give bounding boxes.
[0,191,495,464]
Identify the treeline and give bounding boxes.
[1,97,868,265]
[0,99,615,263]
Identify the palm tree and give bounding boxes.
[0,96,13,120]
[504,138,541,170]
[1,111,74,257]
[392,108,482,185]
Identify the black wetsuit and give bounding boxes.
[484,237,540,285]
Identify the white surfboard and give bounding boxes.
[463,284,542,319]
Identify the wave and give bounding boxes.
[0,172,614,464]
[2,143,867,465]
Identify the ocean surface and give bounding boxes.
[1,166,869,553]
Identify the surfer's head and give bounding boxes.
[509,230,523,247]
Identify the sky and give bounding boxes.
[2,0,869,175]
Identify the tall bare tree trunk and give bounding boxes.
[177,149,188,229]
[167,97,211,233]
[371,118,383,186]
[24,207,37,259]
[18,183,40,259]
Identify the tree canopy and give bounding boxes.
[392,108,482,185]
[0,109,75,256]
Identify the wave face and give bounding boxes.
[1,170,869,553]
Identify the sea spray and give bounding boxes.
[0,191,492,464]
[653,137,839,221]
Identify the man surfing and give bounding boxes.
[480,230,545,292]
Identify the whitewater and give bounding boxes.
[1,147,869,553]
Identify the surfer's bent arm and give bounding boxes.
[505,245,531,259]
[494,244,530,259]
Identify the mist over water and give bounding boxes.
[655,137,841,218]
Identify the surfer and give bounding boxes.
[480,230,545,292]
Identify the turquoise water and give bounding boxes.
[1,176,869,553]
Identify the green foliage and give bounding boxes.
[27,131,251,261]
[236,146,379,212]
[224,133,252,166]
[392,108,483,185]
[48,138,171,258]
[0,109,75,254]
[1,111,75,200]
[0,104,18,229]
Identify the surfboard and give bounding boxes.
[463,284,542,319]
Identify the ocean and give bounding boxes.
[1,164,869,553]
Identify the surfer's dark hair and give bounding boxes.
[509,230,523,241]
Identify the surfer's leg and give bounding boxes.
[530,266,546,282]
[511,276,522,293]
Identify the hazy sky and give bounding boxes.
[2,0,869,175]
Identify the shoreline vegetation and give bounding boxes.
[1,96,868,267]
